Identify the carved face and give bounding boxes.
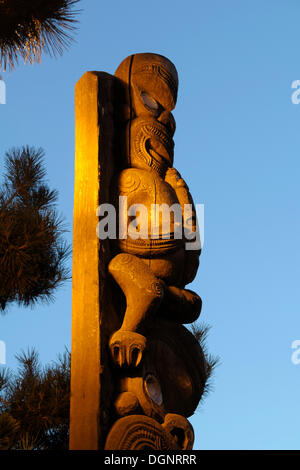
[115,53,178,175]
[129,116,175,176]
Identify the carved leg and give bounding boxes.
[162,285,202,323]
[108,253,164,367]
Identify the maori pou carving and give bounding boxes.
[104,53,208,450]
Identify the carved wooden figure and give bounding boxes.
[104,54,206,450]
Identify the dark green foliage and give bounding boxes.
[0,146,70,311]
[0,349,70,449]
[0,0,81,71]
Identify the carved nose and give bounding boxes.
[157,111,176,135]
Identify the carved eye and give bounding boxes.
[144,374,163,406]
[140,91,159,112]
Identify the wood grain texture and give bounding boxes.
[69,71,118,450]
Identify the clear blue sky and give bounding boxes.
[1,0,300,450]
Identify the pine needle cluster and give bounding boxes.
[0,349,70,449]
[0,146,70,311]
[0,0,81,71]
[190,323,219,400]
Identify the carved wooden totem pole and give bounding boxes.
[70,53,211,451]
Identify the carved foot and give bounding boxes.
[109,330,146,367]
[115,392,140,416]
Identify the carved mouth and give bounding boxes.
[149,149,170,177]
[143,123,173,150]
[129,117,174,174]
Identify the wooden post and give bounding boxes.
[69,71,118,450]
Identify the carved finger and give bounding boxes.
[112,344,120,364]
[134,347,144,367]
[120,343,126,367]
[129,345,144,367]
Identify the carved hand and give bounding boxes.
[165,167,188,190]
[109,330,147,367]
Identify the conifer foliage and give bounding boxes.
[0,0,80,71]
[0,146,70,311]
[0,349,70,449]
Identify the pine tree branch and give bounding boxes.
[0,0,81,71]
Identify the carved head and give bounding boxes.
[115,53,178,175]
